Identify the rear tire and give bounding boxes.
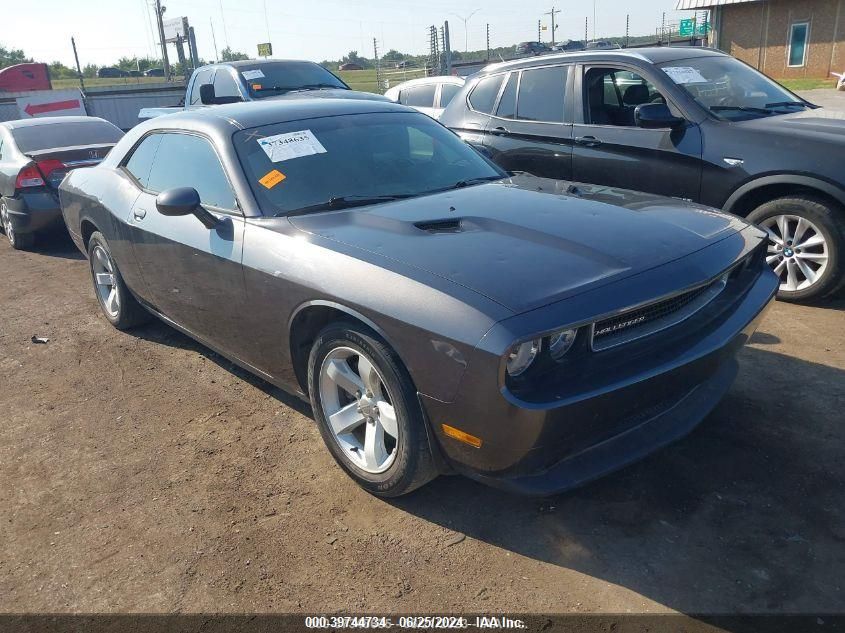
[1,198,35,251]
[747,195,845,302]
[87,231,150,330]
[307,321,437,497]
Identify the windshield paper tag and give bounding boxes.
[242,69,265,80]
[259,169,286,189]
[258,130,327,163]
[662,66,708,85]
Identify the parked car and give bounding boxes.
[97,67,129,79]
[440,47,845,302]
[586,39,621,50]
[0,116,123,250]
[59,98,777,496]
[144,68,165,77]
[384,76,465,119]
[516,41,550,56]
[138,59,388,121]
[552,40,585,52]
[128,70,143,78]
[338,63,363,71]
[395,60,416,69]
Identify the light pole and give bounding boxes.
[449,9,481,52]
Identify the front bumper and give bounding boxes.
[420,257,778,496]
[6,192,64,235]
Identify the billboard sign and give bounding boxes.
[17,89,86,118]
[163,17,189,42]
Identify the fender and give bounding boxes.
[288,298,454,475]
[724,174,845,214]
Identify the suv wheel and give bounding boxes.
[308,322,437,497]
[748,195,845,302]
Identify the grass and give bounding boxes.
[52,76,185,90]
[778,77,838,91]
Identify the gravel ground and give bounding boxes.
[0,226,843,616]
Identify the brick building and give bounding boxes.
[677,0,845,79]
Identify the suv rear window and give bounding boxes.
[11,121,123,153]
[468,75,505,114]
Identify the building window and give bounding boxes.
[788,22,809,67]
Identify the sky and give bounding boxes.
[3,0,696,67]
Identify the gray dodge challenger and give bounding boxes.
[59,99,779,497]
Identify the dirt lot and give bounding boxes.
[0,232,843,615]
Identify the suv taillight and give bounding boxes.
[15,164,45,188]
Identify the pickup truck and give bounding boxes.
[138,59,387,122]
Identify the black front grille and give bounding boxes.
[592,275,727,351]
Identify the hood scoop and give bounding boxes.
[414,218,464,234]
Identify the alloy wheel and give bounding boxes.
[91,244,121,318]
[1,201,15,246]
[318,346,399,474]
[761,214,829,293]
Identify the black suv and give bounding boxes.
[440,47,845,301]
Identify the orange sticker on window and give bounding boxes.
[252,83,262,90]
[259,169,286,189]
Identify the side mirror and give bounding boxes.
[634,103,686,130]
[199,83,216,105]
[156,187,219,229]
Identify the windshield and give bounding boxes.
[11,121,122,153]
[658,56,810,121]
[234,111,505,216]
[238,62,348,99]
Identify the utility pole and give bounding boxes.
[443,20,452,75]
[585,17,588,44]
[538,19,542,43]
[486,23,490,61]
[154,0,171,80]
[210,18,219,62]
[544,7,560,46]
[373,38,381,93]
[661,12,666,45]
[188,26,199,69]
[625,14,630,47]
[71,36,85,93]
[593,0,597,40]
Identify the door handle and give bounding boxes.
[133,208,147,220]
[491,126,510,135]
[575,136,603,147]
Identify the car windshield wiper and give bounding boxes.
[283,194,414,216]
[286,83,347,93]
[445,175,504,190]
[764,100,808,109]
[710,105,779,117]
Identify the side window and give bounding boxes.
[438,83,461,108]
[468,74,505,114]
[213,70,242,103]
[789,23,809,67]
[516,66,567,123]
[124,134,163,188]
[146,134,237,211]
[495,72,518,119]
[189,69,214,105]
[585,67,667,127]
[402,84,437,108]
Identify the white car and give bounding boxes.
[384,76,465,119]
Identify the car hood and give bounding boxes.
[741,106,845,140]
[289,175,750,314]
[262,88,390,102]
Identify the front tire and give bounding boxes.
[307,322,437,497]
[1,198,35,251]
[87,231,149,330]
[748,195,845,302]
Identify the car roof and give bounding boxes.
[139,97,413,133]
[386,76,465,91]
[209,59,322,69]
[1,116,109,130]
[477,46,726,74]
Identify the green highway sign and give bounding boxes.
[257,42,273,57]
[679,18,695,37]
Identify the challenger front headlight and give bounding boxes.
[506,339,541,377]
[549,328,577,360]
